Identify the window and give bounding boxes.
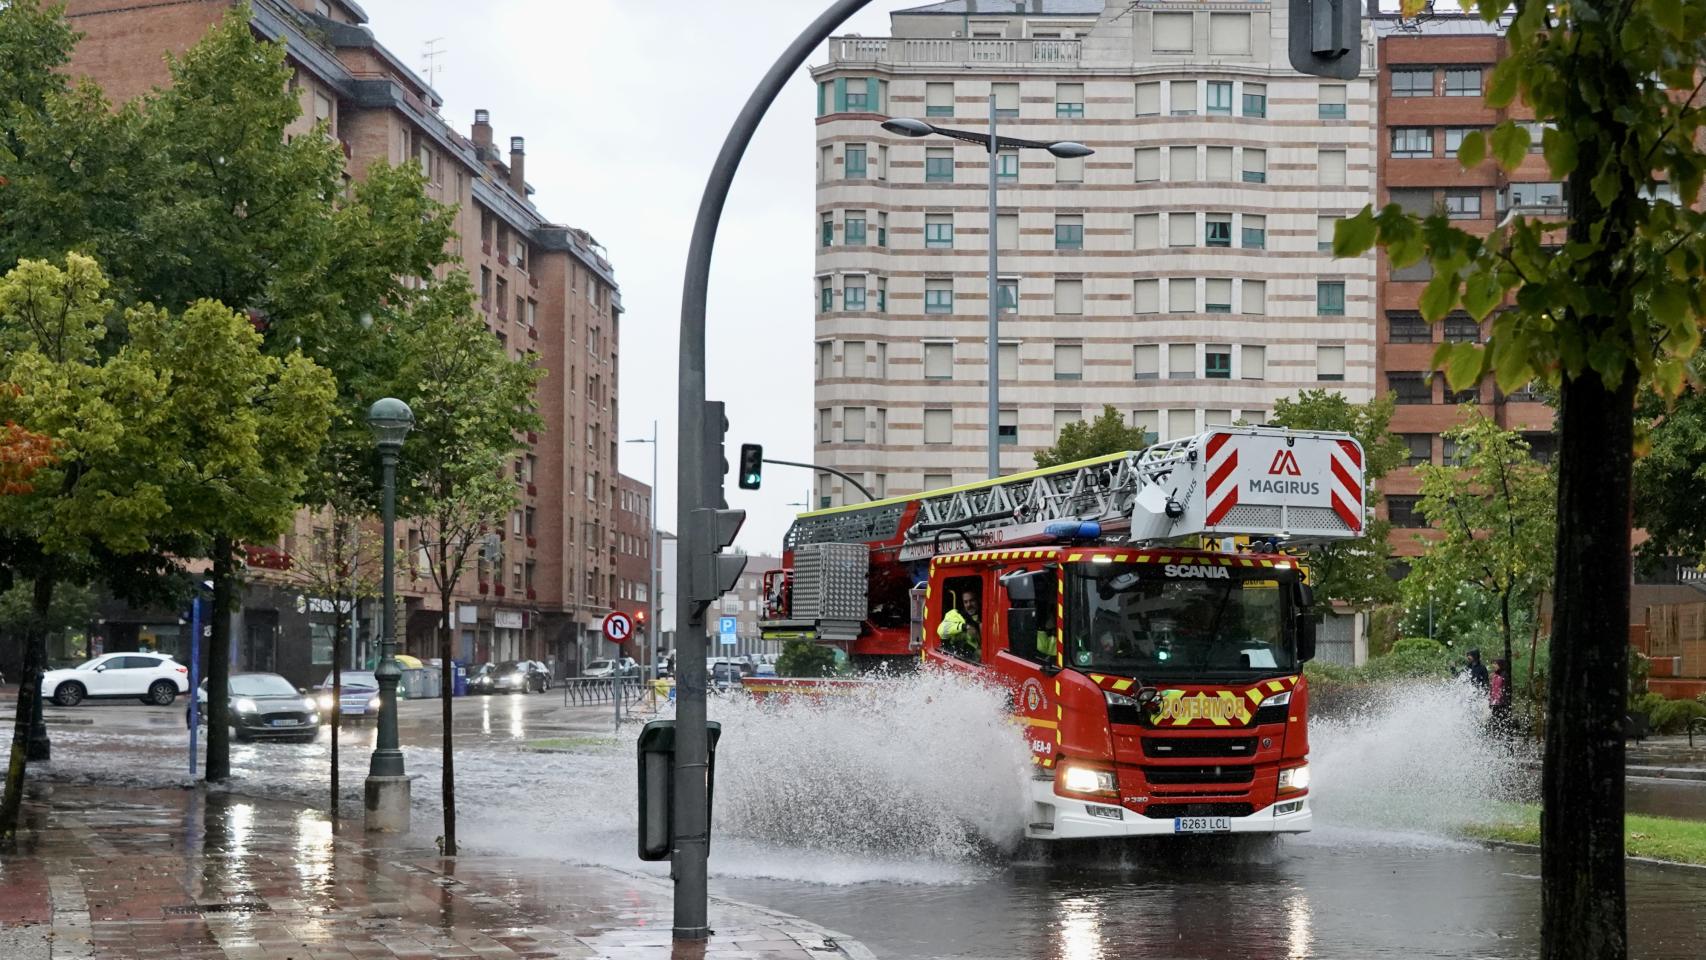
[844,406,866,442]
[877,144,889,180]
[1242,279,1266,315]
[1319,149,1347,185]
[877,277,888,312]
[925,213,954,249]
[1242,149,1266,183]
[845,340,866,378]
[1391,127,1433,159]
[1170,80,1197,116]
[1133,344,1159,379]
[816,340,831,377]
[1316,345,1346,381]
[1205,214,1232,247]
[1054,279,1084,316]
[845,144,867,178]
[820,278,832,313]
[818,408,832,442]
[926,82,954,117]
[1389,187,1435,216]
[1206,408,1233,427]
[1135,82,1160,116]
[1387,495,1425,528]
[1387,311,1431,343]
[845,80,871,111]
[1205,344,1232,379]
[925,280,954,314]
[1441,437,1464,463]
[820,145,832,182]
[1167,409,1197,440]
[923,409,953,444]
[1135,147,1161,182]
[1134,279,1160,314]
[1392,68,1434,97]
[1169,211,1195,246]
[1444,68,1482,97]
[998,409,1018,445]
[878,211,888,246]
[1443,127,1476,155]
[1205,146,1233,181]
[1444,313,1481,343]
[1402,434,1432,466]
[1056,154,1084,183]
[1393,260,1434,282]
[993,83,1019,118]
[843,277,866,311]
[1206,81,1233,116]
[1317,281,1346,316]
[997,278,1018,313]
[1444,379,1480,404]
[1054,409,1083,436]
[1204,279,1232,314]
[1170,146,1197,181]
[1242,214,1265,249]
[1153,12,1193,52]
[1135,213,1159,248]
[1055,215,1084,250]
[1168,278,1195,313]
[1389,372,1431,404]
[1519,121,1553,152]
[997,213,1018,248]
[1317,216,1338,252]
[924,342,954,379]
[844,213,866,246]
[1318,84,1347,119]
[996,150,1019,181]
[1240,345,1266,380]
[1208,13,1251,54]
[1524,432,1558,465]
[999,342,1019,379]
[313,91,333,124]
[1055,83,1084,118]
[1054,343,1083,380]
[875,342,888,377]
[1500,182,1566,211]
[923,473,952,491]
[875,407,889,442]
[925,147,953,182]
[1444,190,1482,219]
[1243,82,1266,118]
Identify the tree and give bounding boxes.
[1408,412,1556,670]
[1266,390,1407,608]
[1633,359,1706,571]
[393,287,540,856]
[1033,405,1151,468]
[1339,2,1706,952]
[0,417,53,496]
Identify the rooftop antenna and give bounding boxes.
[421,37,446,89]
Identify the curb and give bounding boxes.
[1627,765,1706,782]
[1473,838,1706,873]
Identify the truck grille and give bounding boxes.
[1141,737,1256,759]
[1142,764,1255,785]
[1142,802,1254,820]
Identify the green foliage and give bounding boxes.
[1647,699,1706,735]
[1362,636,1458,681]
[777,640,838,678]
[0,579,92,636]
[1266,390,1407,608]
[1033,405,1151,468]
[1633,371,1706,570]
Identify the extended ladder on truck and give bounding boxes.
[762,427,1368,654]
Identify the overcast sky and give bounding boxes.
[360,0,913,554]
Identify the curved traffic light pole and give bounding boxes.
[763,457,875,503]
[673,0,875,941]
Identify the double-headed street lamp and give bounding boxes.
[365,397,413,831]
[881,111,1092,480]
[625,421,660,681]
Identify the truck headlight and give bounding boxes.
[1278,764,1310,792]
[1104,690,1138,707]
[1263,690,1292,707]
[1059,763,1119,798]
[234,698,258,714]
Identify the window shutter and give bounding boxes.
[1206,146,1232,180]
[1318,345,1346,378]
[1168,343,1196,377]
[1055,279,1084,315]
[1205,278,1232,308]
[1208,13,1250,54]
[834,77,847,113]
[1134,279,1160,313]
[818,82,828,116]
[994,82,1019,112]
[926,82,953,111]
[997,214,1018,247]
[1054,409,1082,435]
[1242,279,1266,315]
[1320,84,1347,107]
[1132,409,1159,440]
[999,343,1018,380]
[1135,213,1159,248]
[844,406,865,442]
[1133,344,1159,378]
[1055,343,1083,378]
[1167,409,1196,440]
[1241,345,1266,380]
[1319,149,1347,185]
[1168,278,1195,313]
[1169,211,1195,246]
[1135,82,1160,116]
[1153,12,1192,51]
[1243,148,1266,179]
[1170,80,1197,115]
[1056,155,1084,182]
[1135,147,1161,181]
[924,409,952,444]
[924,342,953,378]
[1170,146,1196,181]
[845,341,866,378]
[1317,216,1337,248]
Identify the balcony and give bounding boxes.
[827,36,1080,66]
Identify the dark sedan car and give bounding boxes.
[470,660,542,695]
[191,672,322,742]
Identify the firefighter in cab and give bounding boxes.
[937,588,982,660]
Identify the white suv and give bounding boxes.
[43,653,189,707]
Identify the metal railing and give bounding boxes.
[828,36,1080,65]
[559,675,652,709]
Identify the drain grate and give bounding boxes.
[163,901,271,916]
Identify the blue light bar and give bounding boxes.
[1045,521,1102,540]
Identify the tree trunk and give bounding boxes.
[25,575,51,763]
[439,598,456,856]
[1541,368,1634,960]
[205,537,236,783]
[1500,589,1514,672]
[0,574,52,846]
[330,602,344,821]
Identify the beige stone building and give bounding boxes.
[809,0,1378,505]
[62,0,622,683]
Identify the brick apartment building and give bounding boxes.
[61,0,624,685]
[1371,13,1556,558]
[612,473,658,665]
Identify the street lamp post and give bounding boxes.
[880,114,1092,479]
[625,422,660,682]
[364,397,413,833]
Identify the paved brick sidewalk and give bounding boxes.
[0,786,869,960]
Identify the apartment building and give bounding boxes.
[62,0,623,685]
[1372,14,1555,556]
[612,474,658,663]
[715,556,784,659]
[809,0,1379,506]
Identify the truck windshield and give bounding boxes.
[1066,563,1293,677]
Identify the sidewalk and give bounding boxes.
[1628,733,1706,781]
[0,785,869,960]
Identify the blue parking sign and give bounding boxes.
[718,616,738,646]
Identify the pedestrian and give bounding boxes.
[1489,657,1513,737]
[1464,648,1489,691]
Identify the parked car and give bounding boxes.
[584,657,638,680]
[191,672,321,742]
[313,670,381,719]
[43,652,188,707]
[470,660,538,695]
[709,660,744,692]
[524,660,552,691]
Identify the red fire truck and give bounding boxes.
[759,426,1366,838]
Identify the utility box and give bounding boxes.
[637,719,722,862]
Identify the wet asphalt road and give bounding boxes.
[26,692,1706,960]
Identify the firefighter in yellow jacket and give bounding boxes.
[937,590,981,660]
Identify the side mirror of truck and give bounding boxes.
[1297,616,1318,664]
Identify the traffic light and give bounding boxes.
[738,444,763,490]
[636,609,647,625]
[688,400,747,625]
[1288,0,1360,81]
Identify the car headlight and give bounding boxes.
[1263,690,1292,708]
[317,693,333,710]
[301,697,318,711]
[368,694,382,710]
[1058,763,1119,798]
[234,698,258,714]
[1278,764,1310,792]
